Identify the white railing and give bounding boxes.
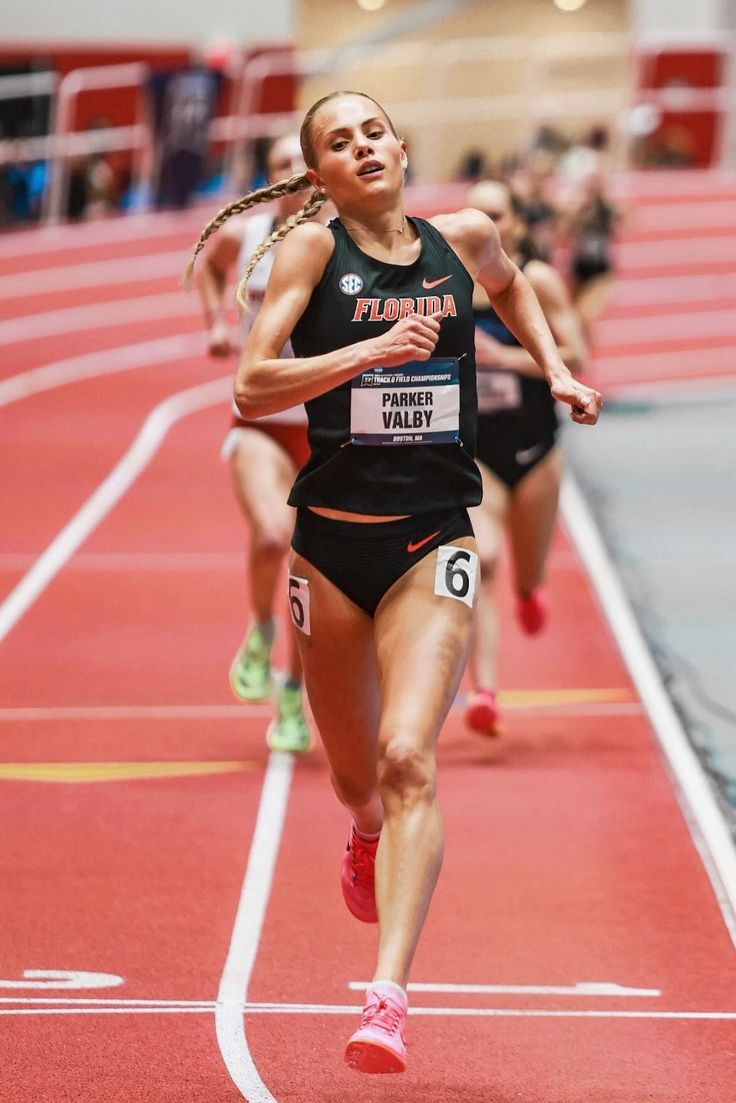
[1,32,735,226]
[42,63,154,223]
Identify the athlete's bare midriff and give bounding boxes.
[307,506,410,523]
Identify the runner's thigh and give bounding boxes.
[373,536,478,748]
[288,550,381,781]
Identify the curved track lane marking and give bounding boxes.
[561,473,736,947]
[0,293,198,344]
[0,251,186,299]
[0,375,230,643]
[215,750,293,1103]
[0,334,201,408]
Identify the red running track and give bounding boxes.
[1,183,735,1103]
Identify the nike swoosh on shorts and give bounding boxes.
[406,530,441,553]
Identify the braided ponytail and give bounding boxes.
[235,189,327,310]
[183,171,314,288]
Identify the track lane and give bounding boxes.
[2,180,735,1102]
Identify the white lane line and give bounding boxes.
[216,750,294,1103]
[0,293,198,345]
[617,235,736,270]
[608,272,736,309]
[0,333,202,409]
[560,473,736,950]
[0,250,185,299]
[0,376,230,645]
[349,981,662,997]
[591,346,736,386]
[595,308,736,349]
[629,200,736,232]
[1,1003,734,1020]
[0,208,208,260]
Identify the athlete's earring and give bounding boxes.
[400,156,408,171]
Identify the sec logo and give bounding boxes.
[339,272,363,295]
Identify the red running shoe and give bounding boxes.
[465,689,501,737]
[345,983,408,1074]
[516,589,548,635]
[340,826,378,923]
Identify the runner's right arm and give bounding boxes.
[235,223,442,419]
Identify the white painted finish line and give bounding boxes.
[0,1000,734,1022]
[349,981,662,997]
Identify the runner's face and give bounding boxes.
[304,95,405,210]
[267,136,304,183]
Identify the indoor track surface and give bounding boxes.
[1,175,735,1102]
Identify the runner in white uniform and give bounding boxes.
[197,135,313,753]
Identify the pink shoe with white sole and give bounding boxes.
[344,983,408,1074]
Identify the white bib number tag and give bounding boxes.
[351,358,460,445]
[434,545,478,608]
[476,370,522,414]
[288,575,311,636]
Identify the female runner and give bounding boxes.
[187,90,601,1074]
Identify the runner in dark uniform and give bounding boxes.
[187,91,601,1076]
[464,179,586,737]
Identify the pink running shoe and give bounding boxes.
[516,589,548,635]
[465,689,501,737]
[344,983,408,1074]
[340,826,378,923]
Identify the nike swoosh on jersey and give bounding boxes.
[422,275,452,289]
[406,530,441,553]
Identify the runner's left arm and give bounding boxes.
[440,208,600,425]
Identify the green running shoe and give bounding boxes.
[229,624,273,702]
[267,683,312,754]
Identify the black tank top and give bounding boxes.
[289,217,482,514]
[474,259,557,436]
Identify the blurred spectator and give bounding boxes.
[455,147,489,183]
[557,125,610,184]
[510,148,560,262]
[0,154,45,225]
[529,122,569,158]
[150,62,222,208]
[562,171,621,341]
[66,117,117,220]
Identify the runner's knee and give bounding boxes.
[378,738,436,807]
[250,518,292,559]
[330,770,378,812]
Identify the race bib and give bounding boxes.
[350,358,460,446]
[434,545,478,608]
[476,370,522,414]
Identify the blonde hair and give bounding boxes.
[183,173,326,307]
[185,91,397,307]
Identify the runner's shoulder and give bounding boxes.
[270,222,335,282]
[430,207,496,247]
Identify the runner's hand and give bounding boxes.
[369,311,441,367]
[208,317,237,358]
[550,376,602,425]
